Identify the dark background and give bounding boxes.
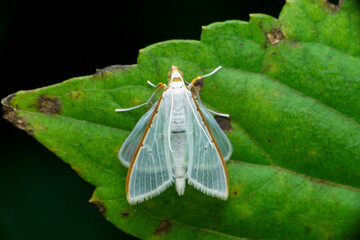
[0,0,286,239]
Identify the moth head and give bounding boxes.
[167,65,183,82]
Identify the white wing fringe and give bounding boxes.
[128,179,174,205]
[187,179,228,200]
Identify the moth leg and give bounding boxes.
[115,83,165,112]
[146,80,157,88]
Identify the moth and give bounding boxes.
[116,66,232,204]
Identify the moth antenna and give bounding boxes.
[115,83,165,112]
[115,102,148,112]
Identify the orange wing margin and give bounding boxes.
[125,92,164,199]
[187,87,229,195]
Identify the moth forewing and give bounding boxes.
[119,104,157,168]
[125,94,173,205]
[196,101,233,162]
[185,87,229,199]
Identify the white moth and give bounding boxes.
[116,66,232,205]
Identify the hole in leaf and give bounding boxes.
[324,0,342,12]
[327,0,339,5]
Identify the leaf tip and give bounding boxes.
[2,93,34,135]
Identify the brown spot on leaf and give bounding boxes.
[89,199,106,216]
[95,64,134,77]
[340,165,344,168]
[215,116,232,132]
[233,190,238,195]
[38,95,62,114]
[67,90,84,100]
[2,94,34,135]
[121,212,130,218]
[267,139,272,143]
[266,28,285,45]
[305,226,311,233]
[154,220,171,236]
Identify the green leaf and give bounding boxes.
[2,0,360,239]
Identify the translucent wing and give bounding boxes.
[126,95,173,204]
[197,101,233,162]
[118,104,157,168]
[185,89,229,200]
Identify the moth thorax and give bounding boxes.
[167,66,184,82]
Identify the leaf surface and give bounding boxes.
[2,0,360,239]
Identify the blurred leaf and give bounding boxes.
[2,0,360,239]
